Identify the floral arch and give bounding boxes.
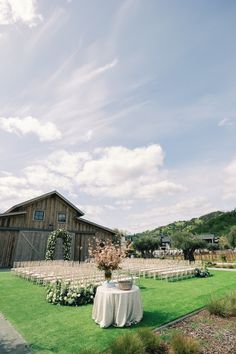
[45,229,72,261]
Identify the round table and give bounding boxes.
[92,284,143,328]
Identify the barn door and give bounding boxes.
[14,231,49,262]
[13,231,75,262]
[74,233,95,262]
[0,231,18,268]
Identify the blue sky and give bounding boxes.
[0,0,236,233]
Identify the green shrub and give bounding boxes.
[46,279,97,306]
[207,292,236,318]
[207,244,219,251]
[171,333,200,354]
[137,328,168,354]
[107,329,168,354]
[194,268,211,278]
[108,332,145,354]
[225,291,236,317]
[206,296,228,317]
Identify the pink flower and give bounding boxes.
[89,239,125,271]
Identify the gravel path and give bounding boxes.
[157,310,236,354]
[0,314,32,354]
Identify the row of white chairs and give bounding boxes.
[12,258,199,284]
[121,259,199,281]
[12,265,135,286]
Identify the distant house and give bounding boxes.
[0,191,115,267]
[196,234,219,244]
[160,235,171,250]
[160,233,218,250]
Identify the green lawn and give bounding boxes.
[0,270,235,353]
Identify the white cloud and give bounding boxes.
[0,144,186,214]
[41,150,91,178]
[79,204,117,224]
[218,118,233,127]
[78,145,164,184]
[0,171,43,211]
[0,0,42,27]
[0,173,27,189]
[0,146,233,232]
[81,205,104,220]
[0,116,62,142]
[59,59,118,95]
[85,129,93,142]
[115,200,133,210]
[19,150,91,193]
[19,55,123,146]
[24,165,72,192]
[0,152,82,211]
[77,145,185,199]
[0,32,6,41]
[159,197,213,218]
[224,158,236,199]
[3,150,91,197]
[128,197,214,233]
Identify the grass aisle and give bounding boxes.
[0,270,235,353]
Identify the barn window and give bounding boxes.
[58,212,66,223]
[34,210,44,220]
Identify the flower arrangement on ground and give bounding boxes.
[89,239,125,281]
[194,267,211,278]
[46,279,97,306]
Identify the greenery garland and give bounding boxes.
[45,229,72,261]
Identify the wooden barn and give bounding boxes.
[0,191,115,267]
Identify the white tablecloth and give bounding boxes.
[92,285,143,328]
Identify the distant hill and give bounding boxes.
[132,209,236,239]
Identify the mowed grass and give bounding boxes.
[0,270,235,353]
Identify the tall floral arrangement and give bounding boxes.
[89,239,124,272]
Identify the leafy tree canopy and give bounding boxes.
[171,231,206,262]
[131,209,236,240]
[227,225,236,248]
[112,228,127,246]
[219,236,230,250]
[133,236,160,258]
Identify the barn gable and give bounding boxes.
[5,190,84,216]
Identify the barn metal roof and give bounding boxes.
[0,211,27,218]
[77,217,116,234]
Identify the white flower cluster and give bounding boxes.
[46,279,97,306]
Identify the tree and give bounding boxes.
[171,231,206,262]
[125,240,135,257]
[219,236,230,250]
[112,228,127,246]
[227,225,236,248]
[206,243,219,252]
[134,236,160,258]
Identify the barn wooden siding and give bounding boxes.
[0,228,113,267]
[2,194,84,231]
[0,231,18,267]
[0,193,114,267]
